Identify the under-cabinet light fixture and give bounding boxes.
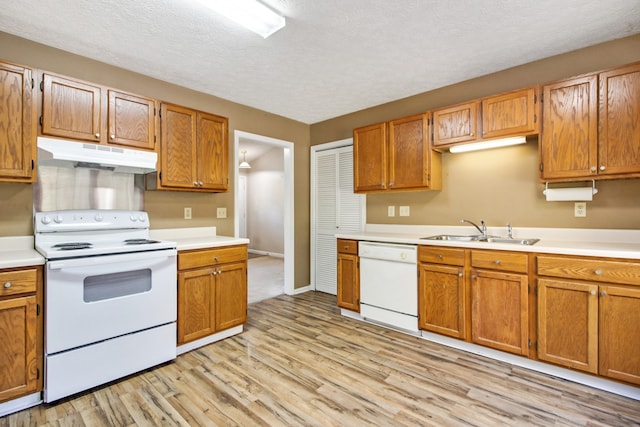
[239,150,252,169]
[203,0,285,38]
[449,136,527,153]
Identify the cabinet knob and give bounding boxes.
[590,290,596,296]
[198,181,204,186]
[212,271,217,276]
[193,182,198,186]
[343,246,349,250]
[470,132,474,137]
[590,166,597,173]
[437,254,443,259]
[214,256,219,262]
[458,273,463,277]
[482,131,486,135]
[110,134,115,139]
[494,260,501,265]
[599,165,606,171]
[471,275,477,279]
[600,291,607,297]
[3,282,11,288]
[594,269,602,275]
[95,133,100,138]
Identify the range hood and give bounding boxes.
[37,137,157,174]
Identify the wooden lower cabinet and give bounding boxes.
[177,245,247,345]
[418,246,467,339]
[0,266,42,403]
[337,239,359,311]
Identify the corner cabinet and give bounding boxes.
[40,72,158,151]
[353,113,441,193]
[537,255,640,385]
[0,266,42,403]
[540,62,640,181]
[0,60,36,183]
[177,245,247,345]
[337,239,359,311]
[147,103,228,192]
[418,246,467,339]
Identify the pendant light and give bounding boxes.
[239,150,252,169]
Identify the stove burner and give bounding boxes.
[124,239,161,245]
[53,242,93,250]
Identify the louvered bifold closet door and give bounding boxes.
[314,146,364,295]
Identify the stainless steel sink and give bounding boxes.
[421,234,482,241]
[484,237,540,245]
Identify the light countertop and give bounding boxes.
[0,236,45,269]
[337,224,640,260]
[150,227,249,251]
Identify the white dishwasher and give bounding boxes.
[359,241,418,333]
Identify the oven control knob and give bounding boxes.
[41,216,52,224]
[54,215,63,224]
[138,215,146,222]
[130,215,138,222]
[94,214,104,222]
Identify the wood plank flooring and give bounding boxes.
[2,291,640,426]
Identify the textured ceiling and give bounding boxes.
[1,0,639,124]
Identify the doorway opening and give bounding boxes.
[233,130,294,297]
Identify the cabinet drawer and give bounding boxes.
[0,268,38,297]
[537,255,640,286]
[471,250,528,274]
[419,246,465,266]
[179,245,247,270]
[337,239,358,255]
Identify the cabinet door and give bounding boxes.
[215,262,247,331]
[432,101,478,147]
[0,295,38,403]
[471,269,529,355]
[337,253,359,311]
[599,285,640,385]
[419,263,465,339]
[353,122,387,192]
[481,87,538,139]
[41,74,102,142]
[197,112,228,191]
[160,103,197,189]
[177,268,215,345]
[0,62,35,182]
[107,90,157,151]
[388,113,431,190]
[541,75,598,180]
[598,63,640,177]
[537,278,598,373]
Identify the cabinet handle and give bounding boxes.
[212,271,217,276]
[594,269,602,275]
[590,166,597,173]
[590,290,596,296]
[494,260,501,265]
[599,165,606,171]
[110,134,115,139]
[458,273,463,277]
[600,291,607,297]
[470,132,474,137]
[3,282,11,288]
[198,181,204,186]
[95,133,100,138]
[214,256,219,262]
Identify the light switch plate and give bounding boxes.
[217,207,227,218]
[184,207,192,220]
[574,202,586,217]
[399,206,410,217]
[387,206,395,217]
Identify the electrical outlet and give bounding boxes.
[217,207,227,218]
[574,202,586,217]
[387,206,395,217]
[184,207,192,220]
[399,206,410,217]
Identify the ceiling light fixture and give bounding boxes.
[239,150,252,169]
[204,0,285,38]
[448,136,527,153]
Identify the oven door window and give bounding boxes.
[84,268,152,302]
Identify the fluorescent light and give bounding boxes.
[449,136,527,153]
[204,0,285,38]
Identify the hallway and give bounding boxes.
[247,255,284,304]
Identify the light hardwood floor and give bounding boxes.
[2,292,639,426]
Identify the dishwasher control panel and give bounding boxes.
[358,241,417,263]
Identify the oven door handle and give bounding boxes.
[47,249,177,270]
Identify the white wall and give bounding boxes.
[245,147,285,255]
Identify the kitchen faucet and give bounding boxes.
[460,219,486,237]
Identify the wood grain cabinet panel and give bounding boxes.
[419,262,466,339]
[433,101,478,147]
[481,87,539,139]
[107,90,157,150]
[215,262,248,331]
[0,61,36,183]
[197,112,228,191]
[0,266,42,404]
[353,122,388,192]
[337,239,359,312]
[177,268,216,344]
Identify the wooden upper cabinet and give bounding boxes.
[155,103,228,192]
[41,73,102,142]
[433,101,478,147]
[160,103,197,188]
[197,112,228,191]
[353,122,387,192]
[598,63,640,177]
[481,87,539,139]
[0,61,36,182]
[541,75,598,180]
[107,90,157,150]
[354,114,441,193]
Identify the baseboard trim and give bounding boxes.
[248,249,284,258]
[292,285,312,295]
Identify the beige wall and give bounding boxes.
[310,34,640,230]
[0,32,311,288]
